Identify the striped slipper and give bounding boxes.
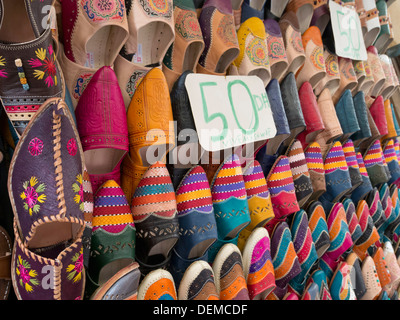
[130,162,179,275]
[211,155,251,241]
[138,269,177,300]
[383,139,400,185]
[351,152,374,204]
[366,188,386,233]
[342,198,363,246]
[238,160,275,251]
[363,140,390,187]
[242,227,276,300]
[306,269,332,300]
[306,201,330,259]
[288,209,318,296]
[304,142,326,202]
[329,261,357,300]
[342,139,363,192]
[286,139,313,208]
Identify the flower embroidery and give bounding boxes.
[310,47,325,70]
[217,15,237,47]
[28,45,58,87]
[175,10,202,41]
[20,177,46,216]
[73,174,84,212]
[28,137,44,156]
[16,255,40,293]
[66,248,83,283]
[0,56,7,78]
[325,55,339,77]
[82,0,125,22]
[126,70,147,98]
[246,38,269,67]
[139,0,172,18]
[290,30,303,54]
[268,36,286,60]
[73,73,93,100]
[67,138,77,156]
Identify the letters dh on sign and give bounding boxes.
[185,74,277,152]
[329,1,367,61]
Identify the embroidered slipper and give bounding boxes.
[0,1,66,138]
[306,269,332,300]
[363,0,381,48]
[267,221,301,300]
[342,198,363,246]
[237,160,274,250]
[367,46,386,97]
[346,252,367,300]
[90,262,140,300]
[265,155,300,220]
[306,201,330,259]
[242,227,276,300]
[304,142,326,201]
[357,59,375,94]
[373,246,392,289]
[288,210,318,296]
[264,19,288,81]
[280,72,306,143]
[121,67,175,203]
[323,141,353,202]
[0,225,11,300]
[84,180,136,299]
[310,0,330,34]
[297,81,325,148]
[74,66,129,194]
[123,0,174,68]
[360,255,382,300]
[8,98,86,300]
[61,0,128,67]
[279,11,306,77]
[363,140,389,187]
[285,0,314,33]
[295,26,326,90]
[350,91,372,146]
[210,155,251,241]
[342,139,363,193]
[114,53,151,110]
[138,269,177,300]
[352,60,366,96]
[285,140,313,208]
[234,17,271,86]
[329,261,357,300]
[322,202,353,263]
[178,260,219,300]
[169,165,218,285]
[314,88,343,151]
[353,199,380,260]
[314,48,340,97]
[162,0,205,91]
[197,0,239,75]
[332,57,358,104]
[378,54,397,100]
[212,243,250,300]
[130,162,179,276]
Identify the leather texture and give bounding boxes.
[346,252,367,300]
[306,200,330,259]
[304,142,326,201]
[335,90,360,141]
[314,48,340,97]
[138,269,177,300]
[351,91,372,144]
[329,261,356,300]
[342,198,363,245]
[367,46,386,97]
[342,139,363,192]
[306,269,332,300]
[332,57,358,104]
[363,139,389,187]
[310,0,330,34]
[0,225,12,300]
[285,0,314,33]
[360,256,382,300]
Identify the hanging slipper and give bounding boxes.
[304,142,327,202]
[0,225,11,300]
[306,201,330,259]
[8,98,86,300]
[314,48,340,98]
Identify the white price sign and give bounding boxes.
[329,1,367,61]
[185,74,277,152]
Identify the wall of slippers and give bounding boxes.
[1,0,400,301]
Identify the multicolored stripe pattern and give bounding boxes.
[242,160,269,199]
[287,140,311,180]
[324,142,348,174]
[342,198,363,244]
[211,155,247,203]
[394,139,400,159]
[83,167,93,224]
[307,202,330,258]
[323,202,353,261]
[131,162,177,223]
[329,262,356,300]
[304,142,324,175]
[245,232,275,300]
[92,180,135,233]
[342,140,359,170]
[176,166,213,215]
[356,152,369,178]
[363,140,385,168]
[266,156,299,218]
[383,139,399,164]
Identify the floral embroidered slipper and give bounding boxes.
[178,260,220,300]
[242,227,276,300]
[314,48,340,97]
[74,66,129,194]
[210,155,251,241]
[234,17,271,86]
[138,269,177,300]
[212,243,250,300]
[8,98,86,300]
[0,225,11,300]
[0,0,66,137]
[130,162,179,276]
[84,180,136,299]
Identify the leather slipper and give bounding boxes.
[342,198,363,246]
[314,48,340,97]
[138,268,177,300]
[351,91,372,146]
[373,0,391,53]
[379,54,397,100]
[240,0,266,22]
[306,200,330,259]
[363,0,381,48]
[367,46,386,97]
[334,89,360,142]
[285,0,314,33]
[332,57,358,104]
[0,225,11,300]
[357,59,375,94]
[304,142,327,201]
[310,0,330,34]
